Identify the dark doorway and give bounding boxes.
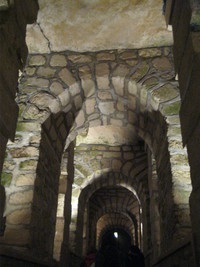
[101,228,131,252]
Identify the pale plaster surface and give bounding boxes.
[26,0,173,53]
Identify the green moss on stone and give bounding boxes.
[152,84,178,103]
[1,172,12,187]
[16,122,25,132]
[162,101,180,116]
[131,61,149,81]
[143,77,159,87]
[19,160,37,170]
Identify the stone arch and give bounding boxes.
[1,48,192,262]
[30,111,74,257]
[96,212,135,248]
[74,170,147,256]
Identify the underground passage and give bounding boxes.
[1,1,200,266]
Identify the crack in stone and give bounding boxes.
[37,22,51,52]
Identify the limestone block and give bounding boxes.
[37,66,56,77]
[58,90,70,107]
[9,190,33,205]
[69,83,81,97]
[139,48,162,58]
[74,95,83,110]
[119,51,137,60]
[98,91,112,100]
[79,65,92,79]
[99,102,115,115]
[9,147,39,158]
[112,77,125,96]
[68,54,92,63]
[59,68,76,86]
[25,67,36,76]
[96,77,110,90]
[29,92,55,108]
[116,100,125,112]
[23,105,49,121]
[29,55,46,66]
[50,81,64,95]
[142,77,159,88]
[130,61,149,82]
[113,64,130,77]
[6,208,31,225]
[50,54,67,67]
[25,77,49,87]
[96,63,109,76]
[82,79,95,97]
[75,110,85,128]
[97,52,115,61]
[152,57,172,71]
[16,173,36,186]
[85,98,96,115]
[128,81,138,96]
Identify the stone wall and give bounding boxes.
[0,0,38,235]
[0,47,192,265]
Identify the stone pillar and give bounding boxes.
[164,0,200,265]
[0,184,6,236]
[147,150,160,262]
[60,142,75,266]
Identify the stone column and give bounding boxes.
[60,142,75,266]
[164,0,200,265]
[147,150,160,262]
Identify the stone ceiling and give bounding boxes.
[26,0,173,53]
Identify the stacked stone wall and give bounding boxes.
[0,46,192,264]
[0,0,38,236]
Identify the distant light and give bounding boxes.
[114,232,118,238]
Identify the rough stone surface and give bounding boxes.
[26,0,172,53]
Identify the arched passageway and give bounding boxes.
[100,228,132,253]
[0,46,192,267]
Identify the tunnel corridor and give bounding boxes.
[0,1,199,267]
